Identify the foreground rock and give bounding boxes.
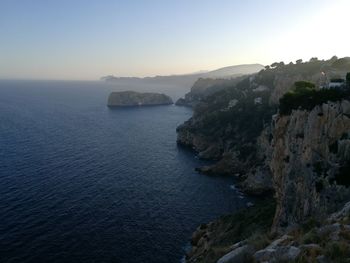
[217,244,254,263]
[187,200,350,263]
[186,199,276,263]
[107,91,173,107]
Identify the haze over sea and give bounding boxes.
[0,80,248,263]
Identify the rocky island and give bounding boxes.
[107,91,173,107]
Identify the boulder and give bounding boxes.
[254,246,300,262]
[240,167,273,195]
[216,245,254,263]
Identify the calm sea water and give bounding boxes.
[0,80,247,263]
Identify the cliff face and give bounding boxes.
[183,58,350,263]
[270,100,350,230]
[177,58,350,195]
[107,91,173,107]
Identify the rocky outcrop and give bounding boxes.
[270,100,350,230]
[107,91,173,107]
[204,201,350,263]
[239,167,273,195]
[216,244,254,263]
[185,199,276,263]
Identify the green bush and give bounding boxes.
[279,81,350,115]
[294,81,315,90]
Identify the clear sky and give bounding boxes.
[0,0,349,80]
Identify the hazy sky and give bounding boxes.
[0,0,349,80]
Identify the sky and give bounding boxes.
[0,0,349,80]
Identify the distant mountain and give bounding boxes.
[100,64,264,83]
[204,64,264,78]
[100,64,264,100]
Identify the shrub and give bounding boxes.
[279,81,350,115]
[294,81,315,90]
[324,241,350,261]
[302,229,321,244]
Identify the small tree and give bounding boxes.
[294,81,316,92]
[271,62,285,68]
[330,55,338,62]
[296,59,303,64]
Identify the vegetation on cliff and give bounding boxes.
[279,81,350,115]
[175,77,245,107]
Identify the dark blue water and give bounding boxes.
[0,80,247,263]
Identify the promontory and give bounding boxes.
[107,91,173,107]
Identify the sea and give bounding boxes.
[0,80,248,263]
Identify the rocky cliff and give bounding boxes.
[270,100,350,230]
[107,91,173,107]
[177,57,350,194]
[176,69,277,194]
[182,57,350,262]
[185,99,350,263]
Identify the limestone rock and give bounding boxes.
[254,246,300,263]
[270,100,350,230]
[216,245,254,263]
[240,167,273,195]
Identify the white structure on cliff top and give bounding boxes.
[328,79,345,89]
[319,72,346,89]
